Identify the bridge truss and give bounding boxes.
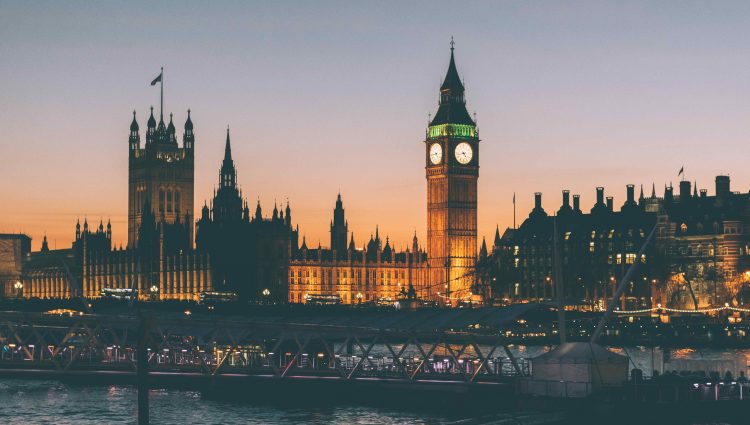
[0,311,530,385]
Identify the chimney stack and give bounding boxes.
[606,196,613,211]
[534,192,542,209]
[716,175,730,197]
[700,189,707,198]
[573,195,581,212]
[562,190,570,207]
[596,187,604,205]
[626,184,635,203]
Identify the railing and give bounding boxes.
[0,311,530,384]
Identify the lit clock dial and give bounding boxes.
[455,142,473,164]
[429,143,443,165]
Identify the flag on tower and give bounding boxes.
[678,166,684,177]
[150,71,162,86]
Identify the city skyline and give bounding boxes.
[4,1,750,251]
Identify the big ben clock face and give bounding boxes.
[429,143,443,165]
[454,142,473,164]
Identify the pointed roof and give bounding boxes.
[430,42,475,127]
[184,109,193,130]
[494,225,501,246]
[224,127,232,161]
[167,113,176,134]
[130,110,139,132]
[147,106,156,128]
[255,199,262,220]
[480,237,488,258]
[651,183,656,198]
[440,43,464,92]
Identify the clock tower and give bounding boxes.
[425,44,479,305]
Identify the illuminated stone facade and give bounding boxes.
[288,196,427,304]
[425,47,479,304]
[20,220,212,300]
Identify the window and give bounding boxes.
[167,190,173,213]
[680,223,687,232]
[159,189,165,212]
[616,254,622,264]
[589,242,595,253]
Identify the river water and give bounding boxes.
[0,379,458,424]
[1,346,748,424]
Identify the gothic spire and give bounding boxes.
[167,113,175,134]
[430,39,474,127]
[255,199,262,221]
[130,110,139,132]
[480,237,488,258]
[441,37,464,93]
[219,126,237,189]
[224,126,232,161]
[184,109,193,131]
[41,234,49,253]
[147,106,156,128]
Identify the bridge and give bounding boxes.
[0,304,542,423]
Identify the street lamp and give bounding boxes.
[150,285,159,301]
[14,281,23,299]
[262,288,270,304]
[356,292,363,304]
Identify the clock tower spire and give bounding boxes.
[425,41,479,306]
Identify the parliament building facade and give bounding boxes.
[9,45,477,304]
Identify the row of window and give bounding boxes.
[159,189,181,214]
[289,268,408,280]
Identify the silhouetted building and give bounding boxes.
[489,177,750,310]
[195,129,297,302]
[128,107,194,249]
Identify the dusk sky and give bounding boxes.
[3,1,750,251]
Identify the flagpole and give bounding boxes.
[513,193,516,229]
[160,67,164,121]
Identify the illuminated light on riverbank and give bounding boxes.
[614,305,750,314]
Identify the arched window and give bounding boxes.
[680,223,688,232]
